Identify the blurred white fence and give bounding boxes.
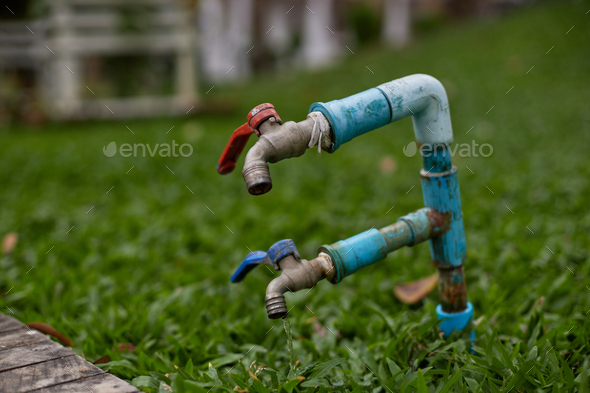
[0,0,196,120]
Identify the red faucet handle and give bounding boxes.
[217,103,282,175]
[247,103,282,136]
[216,123,254,175]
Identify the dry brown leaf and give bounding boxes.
[93,355,111,364]
[113,343,136,353]
[394,272,439,304]
[26,322,73,347]
[379,156,397,174]
[305,316,317,324]
[2,233,18,254]
[313,322,327,338]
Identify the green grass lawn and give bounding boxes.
[1,1,590,391]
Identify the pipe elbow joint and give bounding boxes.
[378,74,453,146]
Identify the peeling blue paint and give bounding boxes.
[310,74,454,150]
[319,208,445,283]
[310,87,391,151]
[421,157,467,267]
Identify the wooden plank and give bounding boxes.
[68,96,197,120]
[0,313,25,334]
[33,373,140,393]
[46,32,192,55]
[0,20,48,32]
[0,313,135,392]
[0,328,51,352]
[69,0,174,6]
[60,10,185,29]
[0,340,75,372]
[0,36,40,44]
[0,356,102,393]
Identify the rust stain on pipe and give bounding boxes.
[434,262,467,312]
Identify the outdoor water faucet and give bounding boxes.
[219,74,475,338]
[217,103,332,195]
[230,239,335,319]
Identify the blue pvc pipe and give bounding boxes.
[319,208,443,283]
[310,74,471,336]
[309,74,454,151]
[322,228,389,284]
[420,153,466,267]
[309,88,391,151]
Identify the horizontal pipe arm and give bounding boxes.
[309,74,453,151]
[318,207,448,283]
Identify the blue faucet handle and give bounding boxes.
[230,250,268,283]
[230,239,300,283]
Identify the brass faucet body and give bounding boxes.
[265,253,335,319]
[242,117,331,195]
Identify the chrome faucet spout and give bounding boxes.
[242,118,320,195]
[242,141,272,195]
[265,253,334,319]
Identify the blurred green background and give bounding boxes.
[1,0,590,391]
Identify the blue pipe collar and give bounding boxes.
[436,301,473,337]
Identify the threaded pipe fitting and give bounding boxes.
[243,162,272,195]
[265,293,288,319]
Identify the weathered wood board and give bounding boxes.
[0,340,74,372]
[0,313,24,334]
[33,373,140,393]
[0,356,103,393]
[0,327,49,351]
[0,313,139,392]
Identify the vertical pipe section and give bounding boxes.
[421,148,467,313]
